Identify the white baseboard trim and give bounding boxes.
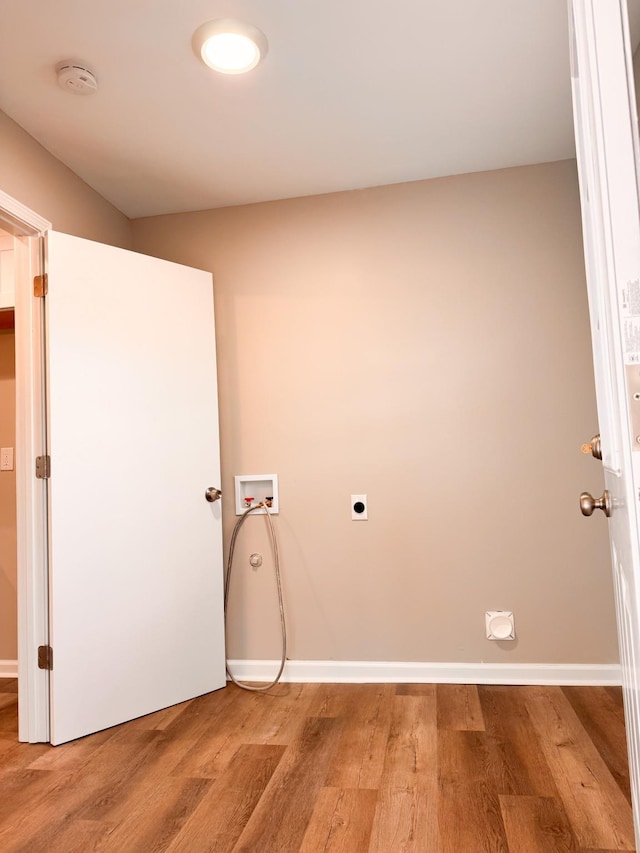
[226,659,622,686]
[0,660,18,678]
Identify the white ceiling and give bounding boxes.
[1,1,639,220]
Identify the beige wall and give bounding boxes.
[0,110,131,248]
[0,330,16,660]
[133,159,616,665]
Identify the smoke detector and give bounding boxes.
[56,61,98,95]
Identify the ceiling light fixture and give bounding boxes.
[192,18,268,75]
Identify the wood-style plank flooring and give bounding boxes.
[0,678,635,852]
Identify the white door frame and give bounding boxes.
[0,189,51,742]
[570,1,640,838]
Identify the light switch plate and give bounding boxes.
[0,447,14,471]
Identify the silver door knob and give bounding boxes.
[580,489,611,517]
[205,487,222,503]
[581,434,602,460]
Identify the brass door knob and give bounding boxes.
[205,487,222,503]
[581,434,602,460]
[580,489,611,517]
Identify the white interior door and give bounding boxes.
[571,0,640,841]
[46,230,225,745]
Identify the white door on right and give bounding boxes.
[571,0,640,843]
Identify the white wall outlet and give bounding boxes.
[351,494,367,521]
[0,447,13,471]
[485,610,515,641]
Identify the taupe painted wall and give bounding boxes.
[0,330,16,660]
[133,159,617,664]
[0,110,131,248]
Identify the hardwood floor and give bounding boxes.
[0,678,635,852]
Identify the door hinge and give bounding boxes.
[37,645,53,670]
[35,455,51,479]
[33,274,48,297]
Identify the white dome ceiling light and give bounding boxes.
[192,19,268,75]
[56,61,98,95]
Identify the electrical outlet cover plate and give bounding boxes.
[351,494,368,521]
[0,447,13,471]
[485,610,515,641]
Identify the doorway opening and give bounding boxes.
[0,233,17,737]
[0,227,17,679]
[0,188,227,746]
[0,191,50,743]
